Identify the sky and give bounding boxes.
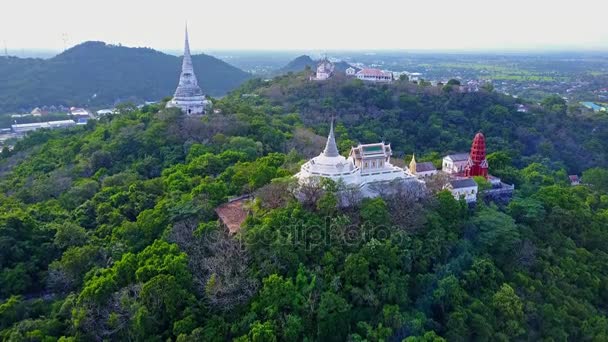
[1,0,607,52]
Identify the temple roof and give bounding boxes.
[323,120,340,157]
[449,178,478,189]
[445,153,469,162]
[416,162,437,172]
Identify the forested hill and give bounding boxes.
[1,77,608,341]
[276,55,354,75]
[0,41,251,113]
[240,73,608,174]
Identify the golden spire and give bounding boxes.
[409,153,417,174]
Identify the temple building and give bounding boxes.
[295,120,419,196]
[166,26,211,115]
[407,154,438,178]
[442,153,469,175]
[444,178,478,203]
[464,132,489,178]
[312,58,335,81]
[440,132,514,203]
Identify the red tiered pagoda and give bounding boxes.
[464,132,489,178]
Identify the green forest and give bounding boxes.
[1,74,608,341]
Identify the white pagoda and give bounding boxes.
[296,120,419,196]
[166,25,211,115]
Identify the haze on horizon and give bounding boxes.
[1,0,607,52]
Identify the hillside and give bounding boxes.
[276,54,315,74]
[1,77,608,341]
[0,41,251,113]
[241,74,608,174]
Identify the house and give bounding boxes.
[30,107,47,116]
[408,72,422,82]
[444,178,478,203]
[569,175,580,186]
[345,67,356,76]
[70,107,89,117]
[96,109,114,116]
[517,104,529,113]
[442,153,469,175]
[356,68,393,82]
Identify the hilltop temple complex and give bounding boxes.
[296,122,513,203]
[166,26,211,115]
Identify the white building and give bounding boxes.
[356,68,393,82]
[70,107,89,116]
[166,25,211,115]
[442,153,469,175]
[407,154,438,178]
[345,67,356,76]
[408,72,422,82]
[96,109,114,116]
[295,121,419,196]
[313,58,335,81]
[11,120,76,134]
[444,178,478,203]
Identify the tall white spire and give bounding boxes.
[323,118,340,157]
[182,23,194,74]
[166,23,209,115]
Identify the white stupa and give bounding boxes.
[166,25,211,115]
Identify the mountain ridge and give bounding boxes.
[0,41,251,113]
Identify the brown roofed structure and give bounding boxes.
[215,196,251,234]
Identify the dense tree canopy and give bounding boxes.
[1,74,607,341]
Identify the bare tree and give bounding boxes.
[424,172,451,194]
[285,127,326,158]
[337,182,363,209]
[294,177,325,210]
[255,179,294,210]
[169,218,258,312]
[76,284,142,341]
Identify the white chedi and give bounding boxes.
[166,25,211,115]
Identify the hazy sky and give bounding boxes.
[1,0,607,51]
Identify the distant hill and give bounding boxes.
[275,55,358,75]
[276,55,315,74]
[0,41,251,113]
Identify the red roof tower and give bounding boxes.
[465,132,489,178]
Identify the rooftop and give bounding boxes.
[416,162,437,172]
[446,153,469,161]
[357,68,391,77]
[215,197,250,234]
[449,178,478,189]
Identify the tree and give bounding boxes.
[492,284,524,339]
[583,168,608,193]
[317,291,350,342]
[53,222,88,249]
